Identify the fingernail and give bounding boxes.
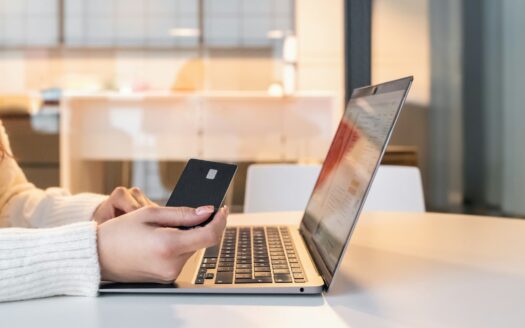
[195,205,215,215]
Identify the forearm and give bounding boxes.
[1,187,107,228]
[0,221,100,302]
[0,121,107,228]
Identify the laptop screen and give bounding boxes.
[300,77,412,287]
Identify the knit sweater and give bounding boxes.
[0,120,107,302]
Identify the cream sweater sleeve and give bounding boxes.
[0,121,107,228]
[0,221,101,302]
[0,120,105,302]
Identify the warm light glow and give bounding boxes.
[169,28,201,37]
[267,83,284,97]
[283,64,296,95]
[283,35,298,62]
[266,29,285,39]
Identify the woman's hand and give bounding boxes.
[97,205,228,283]
[93,187,156,224]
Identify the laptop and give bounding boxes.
[100,76,413,294]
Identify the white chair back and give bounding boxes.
[244,164,321,213]
[244,164,426,213]
[363,165,426,212]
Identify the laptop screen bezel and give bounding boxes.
[298,76,413,290]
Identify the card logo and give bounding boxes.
[206,169,218,180]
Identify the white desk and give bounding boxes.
[1,212,524,327]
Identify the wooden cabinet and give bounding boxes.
[1,113,60,189]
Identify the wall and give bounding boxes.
[501,0,525,215]
[0,49,279,94]
[295,0,345,114]
[371,0,432,203]
[372,0,430,105]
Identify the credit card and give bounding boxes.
[166,159,237,230]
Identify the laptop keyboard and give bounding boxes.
[195,226,306,285]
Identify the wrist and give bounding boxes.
[96,222,112,281]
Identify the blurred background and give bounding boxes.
[0,0,524,217]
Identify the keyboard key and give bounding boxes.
[291,268,303,273]
[201,263,216,269]
[235,277,272,284]
[203,258,217,264]
[236,264,252,269]
[293,273,304,279]
[273,269,290,274]
[274,274,292,283]
[197,273,205,279]
[237,259,252,264]
[235,273,252,279]
[236,269,252,274]
[203,246,219,258]
[254,272,271,277]
[195,278,205,284]
[271,260,287,265]
[270,252,285,257]
[272,264,289,269]
[235,279,257,284]
[205,273,215,279]
[290,263,301,268]
[218,267,234,272]
[294,278,306,283]
[255,267,271,272]
[199,268,207,274]
[254,277,273,283]
[215,272,233,284]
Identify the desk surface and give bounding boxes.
[1,212,524,328]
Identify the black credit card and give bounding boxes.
[166,159,237,230]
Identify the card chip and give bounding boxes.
[206,169,218,180]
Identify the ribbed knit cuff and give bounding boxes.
[0,221,100,302]
[46,193,108,227]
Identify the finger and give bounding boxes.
[174,206,229,254]
[112,188,141,213]
[142,205,215,226]
[146,198,159,207]
[129,187,150,207]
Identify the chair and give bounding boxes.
[362,165,426,212]
[244,164,321,213]
[244,164,425,213]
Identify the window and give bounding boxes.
[0,0,58,46]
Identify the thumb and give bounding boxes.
[141,205,215,227]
